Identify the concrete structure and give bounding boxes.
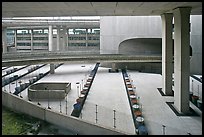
[4,25,100,52]
[2,64,202,135]
[161,13,173,96]
[28,82,71,100]
[173,7,191,114]
[100,15,202,75]
[2,2,202,135]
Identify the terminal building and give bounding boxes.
[2,2,202,135]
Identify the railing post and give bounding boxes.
[162,125,166,135]
[66,96,68,115]
[113,109,116,128]
[60,100,62,113]
[95,104,98,123]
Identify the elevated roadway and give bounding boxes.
[2,51,161,67]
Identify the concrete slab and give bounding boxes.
[2,63,202,135]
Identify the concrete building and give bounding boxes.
[100,15,202,75]
[4,20,100,52]
[2,2,202,135]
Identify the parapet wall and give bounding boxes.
[2,91,127,135]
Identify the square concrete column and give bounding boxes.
[50,63,55,74]
[161,13,173,95]
[173,7,191,114]
[112,63,116,72]
[31,29,33,51]
[48,25,53,51]
[62,26,67,51]
[14,29,17,52]
[66,28,69,50]
[57,26,60,51]
[2,27,8,53]
[86,28,88,47]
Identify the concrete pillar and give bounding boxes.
[173,7,191,114]
[161,13,173,95]
[14,29,17,52]
[2,27,8,53]
[66,28,69,50]
[112,63,116,72]
[48,25,53,51]
[57,26,60,51]
[86,28,88,47]
[62,26,66,51]
[31,29,33,51]
[50,64,55,74]
[67,28,69,50]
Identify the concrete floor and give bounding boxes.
[2,63,202,135]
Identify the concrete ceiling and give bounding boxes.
[2,2,202,18]
[2,19,100,28]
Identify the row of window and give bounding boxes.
[68,37,99,41]
[17,43,48,46]
[16,42,99,47]
[69,43,99,47]
[17,37,48,41]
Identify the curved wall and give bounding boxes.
[119,38,161,55]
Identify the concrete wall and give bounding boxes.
[100,16,162,54]
[45,109,127,135]
[119,38,162,55]
[190,15,202,74]
[2,91,45,120]
[100,16,202,74]
[2,91,126,135]
[28,83,71,100]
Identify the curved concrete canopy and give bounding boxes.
[2,2,202,18]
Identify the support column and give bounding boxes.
[67,28,69,50]
[14,29,17,52]
[173,7,191,114]
[31,29,33,51]
[2,27,8,53]
[48,25,53,51]
[57,26,60,51]
[50,64,55,74]
[62,26,66,51]
[112,63,116,72]
[86,28,88,47]
[161,13,173,95]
